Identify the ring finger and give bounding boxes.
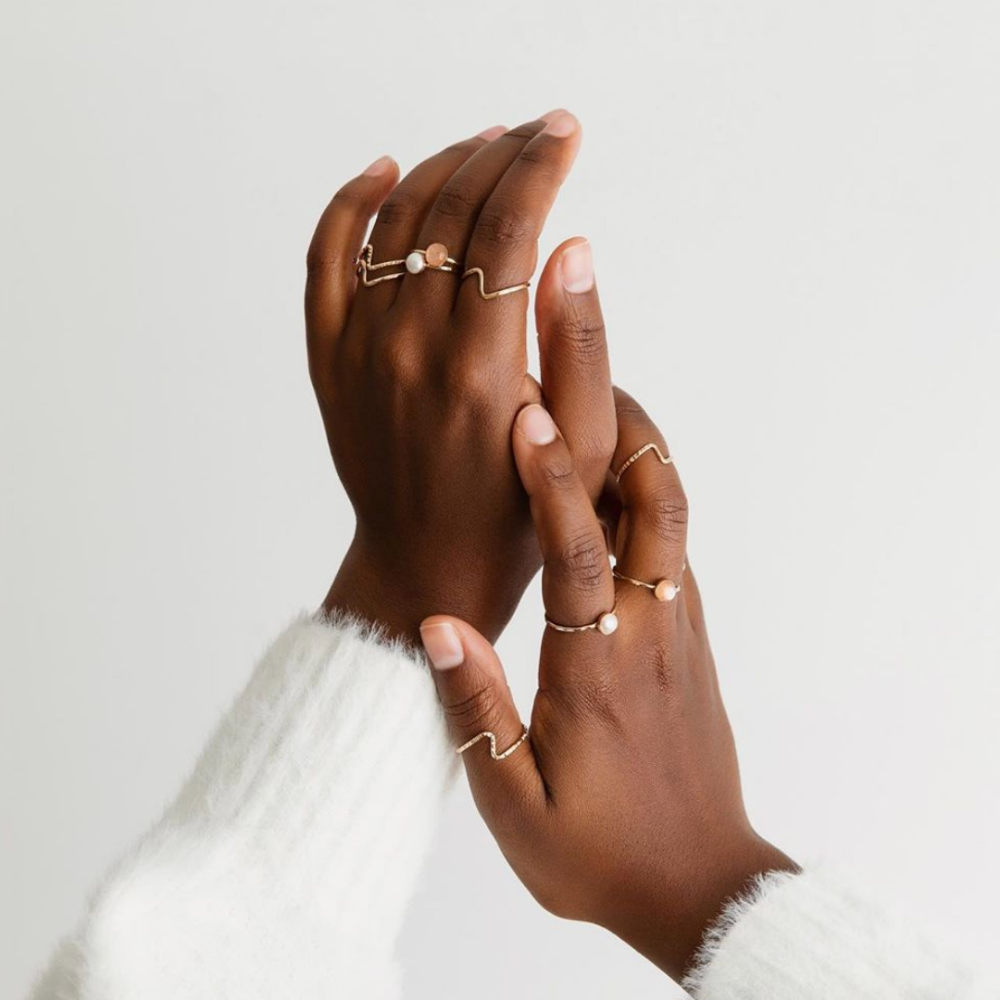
[610,387,690,610]
[354,128,502,315]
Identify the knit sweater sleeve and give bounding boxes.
[682,868,994,1000]
[28,615,457,1000]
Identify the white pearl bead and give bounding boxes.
[598,612,619,635]
[654,580,678,602]
[405,252,426,274]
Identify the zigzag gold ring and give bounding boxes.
[615,442,674,483]
[461,266,531,301]
[456,727,529,761]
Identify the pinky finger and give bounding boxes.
[304,156,399,380]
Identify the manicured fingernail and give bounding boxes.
[541,108,569,122]
[518,404,557,445]
[560,240,594,293]
[543,112,579,137]
[364,155,395,177]
[477,125,507,141]
[420,622,464,670]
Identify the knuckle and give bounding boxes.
[538,451,578,491]
[515,140,560,176]
[374,186,423,230]
[372,335,422,388]
[431,178,482,222]
[556,311,607,363]
[555,530,607,591]
[305,243,350,279]
[637,484,690,542]
[500,123,538,144]
[474,201,537,249]
[442,682,501,734]
[438,356,503,409]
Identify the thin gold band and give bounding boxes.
[615,442,674,483]
[545,605,619,635]
[456,727,529,761]
[613,563,686,602]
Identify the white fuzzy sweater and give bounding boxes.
[28,617,990,1000]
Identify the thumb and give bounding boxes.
[420,616,545,826]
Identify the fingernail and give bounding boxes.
[477,125,507,141]
[542,111,579,137]
[420,622,465,670]
[541,108,569,122]
[559,240,594,293]
[518,404,557,445]
[363,155,395,177]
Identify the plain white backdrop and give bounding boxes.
[2,1,999,996]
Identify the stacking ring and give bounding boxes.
[356,242,463,287]
[615,442,674,483]
[357,243,530,301]
[545,606,619,635]
[461,266,531,301]
[405,242,462,274]
[355,244,408,287]
[613,563,686,602]
[456,727,530,761]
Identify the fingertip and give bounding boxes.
[558,238,594,294]
[362,154,397,177]
[419,619,465,671]
[515,403,558,446]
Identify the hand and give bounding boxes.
[420,391,796,981]
[305,113,616,643]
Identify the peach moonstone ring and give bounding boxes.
[405,242,461,274]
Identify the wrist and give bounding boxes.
[323,534,537,646]
[610,835,797,983]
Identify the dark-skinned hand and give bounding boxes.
[305,111,615,643]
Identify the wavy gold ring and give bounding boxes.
[615,443,674,483]
[461,266,531,301]
[456,727,529,761]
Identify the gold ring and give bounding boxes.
[355,244,406,287]
[456,727,529,761]
[613,563,686,602]
[356,243,463,287]
[545,606,619,635]
[405,243,463,274]
[461,266,531,301]
[615,443,674,483]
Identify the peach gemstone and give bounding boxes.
[654,579,679,602]
[425,243,449,267]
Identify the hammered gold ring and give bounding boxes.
[356,242,463,287]
[545,606,619,636]
[615,442,674,483]
[613,563,687,603]
[456,727,530,761]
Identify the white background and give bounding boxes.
[2,1,999,996]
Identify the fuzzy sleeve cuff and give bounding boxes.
[683,868,992,1000]
[30,614,456,1000]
